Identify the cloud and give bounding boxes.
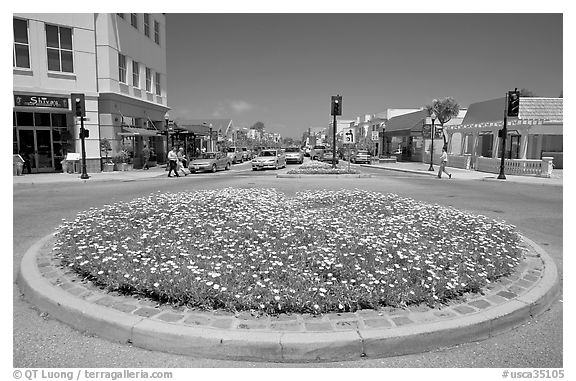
[212,100,255,117]
[229,100,254,113]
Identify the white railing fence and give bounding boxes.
[475,156,553,178]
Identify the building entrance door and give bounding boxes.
[18,127,54,173]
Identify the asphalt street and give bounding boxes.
[12,161,563,368]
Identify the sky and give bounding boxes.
[168,13,561,139]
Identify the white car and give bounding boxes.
[226,147,244,164]
[284,147,304,164]
[251,149,287,170]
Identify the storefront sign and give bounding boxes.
[14,94,69,109]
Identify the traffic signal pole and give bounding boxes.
[332,112,337,168]
[79,115,89,179]
[497,93,508,180]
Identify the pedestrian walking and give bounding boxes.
[142,145,151,170]
[167,147,180,177]
[438,146,452,179]
[177,147,190,176]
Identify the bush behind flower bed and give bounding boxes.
[287,161,360,175]
[54,188,524,315]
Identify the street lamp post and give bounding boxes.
[209,125,213,152]
[164,113,170,170]
[428,111,436,171]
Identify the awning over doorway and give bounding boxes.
[118,127,162,137]
[175,124,211,136]
[446,97,562,133]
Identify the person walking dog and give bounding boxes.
[438,146,452,179]
[167,147,180,177]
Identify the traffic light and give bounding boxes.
[507,89,520,117]
[331,95,342,116]
[79,129,89,139]
[71,93,85,117]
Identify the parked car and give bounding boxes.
[251,149,286,170]
[226,147,244,163]
[310,145,327,161]
[350,150,370,164]
[189,152,231,173]
[240,147,253,161]
[284,147,304,164]
[320,148,339,164]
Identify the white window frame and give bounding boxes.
[13,18,30,69]
[132,60,140,88]
[144,14,150,37]
[118,53,127,83]
[145,67,152,92]
[154,20,160,44]
[131,13,138,29]
[45,24,74,73]
[155,72,161,96]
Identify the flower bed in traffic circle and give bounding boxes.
[287,160,360,175]
[53,188,524,315]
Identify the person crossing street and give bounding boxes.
[438,146,452,179]
[167,147,180,177]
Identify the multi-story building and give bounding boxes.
[13,13,169,173]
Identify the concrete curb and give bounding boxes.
[361,164,563,186]
[17,233,559,362]
[360,164,437,177]
[277,174,371,179]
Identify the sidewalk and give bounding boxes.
[361,161,563,187]
[13,165,168,186]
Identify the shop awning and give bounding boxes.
[447,97,562,132]
[176,124,211,135]
[118,127,162,137]
[383,109,427,137]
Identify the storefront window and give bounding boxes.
[51,113,67,127]
[16,112,33,126]
[34,113,51,126]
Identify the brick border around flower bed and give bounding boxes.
[277,174,372,178]
[17,233,559,362]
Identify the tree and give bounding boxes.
[100,138,112,163]
[425,97,460,148]
[519,88,535,97]
[250,121,265,132]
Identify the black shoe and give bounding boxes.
[168,175,172,177]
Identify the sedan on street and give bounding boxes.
[189,152,232,173]
[350,150,371,164]
[284,147,304,164]
[252,149,287,170]
[320,148,339,164]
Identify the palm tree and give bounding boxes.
[425,97,460,148]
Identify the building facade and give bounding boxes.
[445,97,563,173]
[13,13,169,173]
